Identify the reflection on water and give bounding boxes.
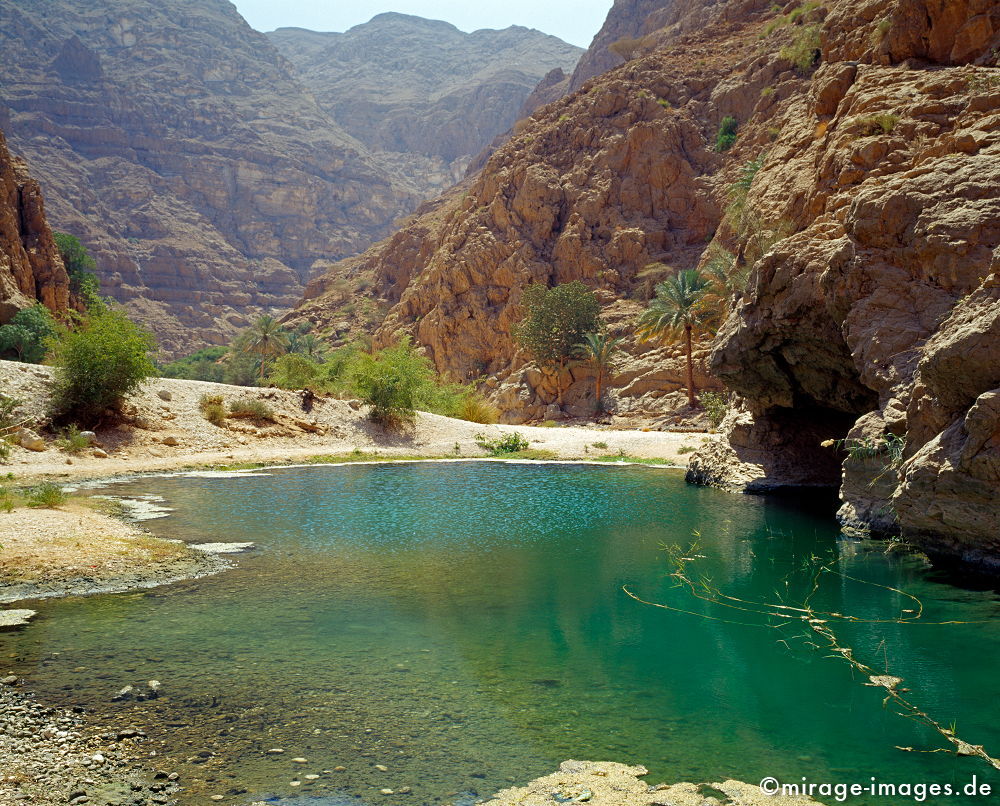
[2,462,998,805]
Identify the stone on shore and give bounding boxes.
[0,609,36,627]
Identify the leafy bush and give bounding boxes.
[0,305,57,363]
[49,307,156,424]
[161,346,227,382]
[700,391,728,428]
[56,425,91,454]
[268,353,322,390]
[0,486,13,513]
[198,394,227,426]
[591,441,609,450]
[677,445,695,455]
[715,116,738,152]
[780,24,822,73]
[228,398,275,421]
[350,338,440,425]
[26,482,66,509]
[475,432,530,455]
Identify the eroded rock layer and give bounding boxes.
[0,129,69,323]
[0,0,421,355]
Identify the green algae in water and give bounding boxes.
[3,462,999,805]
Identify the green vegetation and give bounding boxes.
[835,433,905,466]
[638,269,720,407]
[55,424,91,454]
[0,396,22,463]
[0,486,13,513]
[242,315,289,382]
[764,1,821,35]
[858,113,900,135]
[458,394,500,425]
[475,432,530,456]
[53,232,101,307]
[677,445,695,454]
[198,394,227,426]
[700,390,728,429]
[161,346,227,382]
[512,281,601,405]
[0,305,57,363]
[591,454,677,466]
[49,306,156,424]
[228,397,275,422]
[26,482,67,509]
[268,353,322,390]
[351,338,434,425]
[591,441,609,450]
[781,24,822,73]
[715,116,739,152]
[576,330,622,413]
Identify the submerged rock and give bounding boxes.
[0,609,36,627]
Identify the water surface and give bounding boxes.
[3,462,998,805]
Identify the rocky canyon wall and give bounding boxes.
[684,0,1000,569]
[0,129,69,323]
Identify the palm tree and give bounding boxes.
[576,330,622,413]
[243,315,289,382]
[293,332,323,360]
[637,269,720,407]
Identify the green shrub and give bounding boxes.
[700,391,728,428]
[591,441,609,450]
[49,307,156,423]
[228,398,275,421]
[475,432,530,455]
[715,116,739,152]
[26,483,66,509]
[0,487,13,513]
[780,24,822,73]
[859,113,900,135]
[677,445,695,455]
[56,425,91,454]
[268,353,322,390]
[350,338,437,425]
[0,305,57,363]
[198,394,227,426]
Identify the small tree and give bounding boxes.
[268,353,321,390]
[0,305,57,363]
[49,307,156,423]
[512,281,601,405]
[53,232,100,307]
[242,315,289,382]
[576,330,622,413]
[637,269,720,407]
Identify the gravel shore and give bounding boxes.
[0,680,179,806]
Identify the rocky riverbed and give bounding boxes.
[0,679,180,806]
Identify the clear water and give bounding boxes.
[2,462,999,805]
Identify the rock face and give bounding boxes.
[0,0,422,355]
[292,1,776,422]
[268,15,581,202]
[682,0,1000,569]
[0,128,69,323]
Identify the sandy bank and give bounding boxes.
[1,360,711,484]
[0,503,226,605]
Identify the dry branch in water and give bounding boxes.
[624,541,1000,771]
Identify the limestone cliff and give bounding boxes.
[268,15,581,202]
[682,0,1000,569]
[0,129,69,323]
[294,0,1000,567]
[0,0,422,355]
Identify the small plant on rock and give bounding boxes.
[715,116,739,152]
[700,391,728,429]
